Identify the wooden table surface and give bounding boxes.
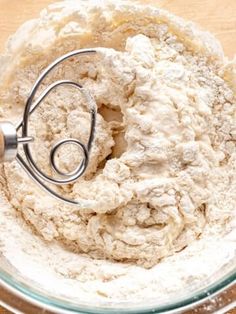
[0,0,235,313]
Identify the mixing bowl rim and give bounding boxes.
[0,263,235,313]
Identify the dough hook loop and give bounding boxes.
[0,49,97,206]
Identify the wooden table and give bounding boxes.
[0,0,235,313]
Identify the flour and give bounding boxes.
[0,0,235,306]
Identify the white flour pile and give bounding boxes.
[0,0,235,306]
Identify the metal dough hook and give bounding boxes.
[0,49,97,206]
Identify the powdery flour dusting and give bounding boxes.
[0,0,235,305]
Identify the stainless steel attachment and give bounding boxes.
[0,49,97,206]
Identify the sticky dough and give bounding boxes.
[0,0,236,270]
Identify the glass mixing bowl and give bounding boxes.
[0,252,235,313]
[0,1,235,313]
